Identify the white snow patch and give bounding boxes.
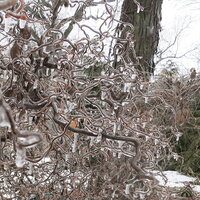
[154,170,200,193]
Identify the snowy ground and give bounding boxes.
[155,170,200,193]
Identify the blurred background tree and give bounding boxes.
[119,0,163,79]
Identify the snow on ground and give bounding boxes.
[154,170,200,193]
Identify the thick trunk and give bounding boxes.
[120,0,163,78]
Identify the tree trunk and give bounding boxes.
[120,0,163,79]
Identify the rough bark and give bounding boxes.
[120,0,163,79]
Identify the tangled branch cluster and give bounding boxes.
[0,0,191,199]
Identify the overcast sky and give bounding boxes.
[156,0,200,75]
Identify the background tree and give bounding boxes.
[119,0,163,79]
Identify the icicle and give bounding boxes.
[65,153,71,160]
[66,101,76,113]
[96,134,102,143]
[144,97,148,104]
[110,73,114,77]
[142,122,146,128]
[8,126,11,132]
[46,68,49,76]
[4,17,13,32]
[117,123,121,131]
[39,58,44,68]
[17,134,41,148]
[28,162,33,175]
[101,70,105,76]
[120,67,124,72]
[112,190,116,198]
[122,101,129,106]
[173,153,179,161]
[150,76,155,83]
[33,80,38,89]
[90,136,95,147]
[24,81,28,87]
[155,139,159,145]
[140,84,144,90]
[3,70,8,79]
[167,155,171,161]
[139,194,145,199]
[0,106,10,128]
[50,69,55,78]
[24,110,28,122]
[176,132,183,142]
[136,3,144,13]
[28,116,33,126]
[72,133,78,153]
[4,178,7,186]
[102,101,106,107]
[118,141,124,158]
[124,82,132,92]
[156,150,160,159]
[125,184,132,195]
[19,19,26,29]
[13,75,17,82]
[16,147,26,168]
[114,104,119,110]
[131,74,136,79]
[84,65,90,69]
[113,122,117,135]
[101,91,106,100]
[123,71,128,75]
[112,110,115,116]
[57,64,61,70]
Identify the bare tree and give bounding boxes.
[119,0,163,79]
[0,0,196,199]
